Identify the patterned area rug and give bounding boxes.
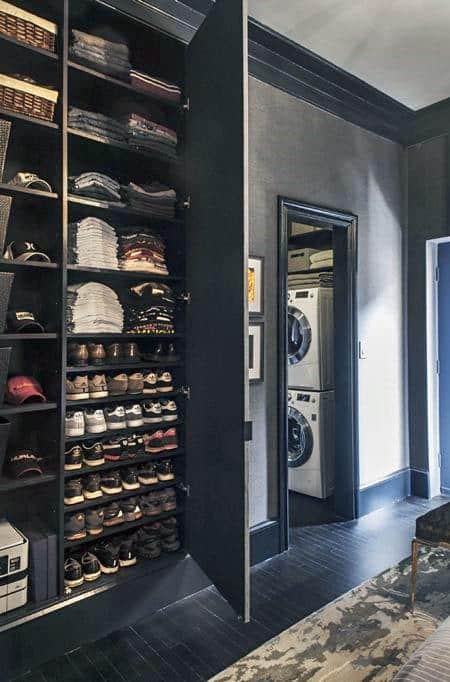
[212,547,450,681]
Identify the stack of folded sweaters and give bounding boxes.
[69,172,124,205]
[125,281,175,335]
[123,181,177,218]
[119,230,168,275]
[309,249,334,270]
[70,30,131,81]
[124,113,177,155]
[69,217,119,270]
[67,282,124,334]
[69,107,127,144]
[288,271,334,290]
[130,69,181,104]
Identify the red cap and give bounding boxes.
[6,376,46,405]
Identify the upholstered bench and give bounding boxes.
[411,502,450,609]
[394,616,450,680]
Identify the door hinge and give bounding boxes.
[180,385,191,399]
[182,97,190,112]
[183,196,191,209]
[177,482,190,496]
[436,266,440,282]
[437,359,440,375]
[178,292,191,304]
[244,421,253,442]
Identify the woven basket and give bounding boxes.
[0,2,56,53]
[0,74,58,122]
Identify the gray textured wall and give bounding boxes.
[248,77,407,526]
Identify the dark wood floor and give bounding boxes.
[18,495,447,682]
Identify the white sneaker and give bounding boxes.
[143,401,162,424]
[143,372,158,394]
[125,404,144,427]
[85,409,107,434]
[104,405,126,430]
[161,400,178,422]
[65,411,85,437]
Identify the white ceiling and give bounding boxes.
[248,0,450,110]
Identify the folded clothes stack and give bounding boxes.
[288,272,334,290]
[309,249,334,270]
[67,282,124,334]
[125,281,176,335]
[118,230,168,275]
[129,69,181,104]
[123,181,177,219]
[69,217,119,270]
[69,172,124,205]
[69,107,127,144]
[70,29,131,81]
[124,113,178,155]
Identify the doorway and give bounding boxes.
[278,198,359,550]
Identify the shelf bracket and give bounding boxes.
[183,196,191,210]
[180,385,191,399]
[182,97,190,112]
[177,482,190,496]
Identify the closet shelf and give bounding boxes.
[65,419,183,443]
[64,449,185,479]
[68,194,184,224]
[66,362,182,374]
[0,32,59,61]
[66,264,183,282]
[0,402,57,416]
[66,389,180,407]
[0,259,59,271]
[290,266,334,275]
[0,106,59,130]
[64,477,182,513]
[0,473,56,492]
[67,333,183,340]
[68,128,179,165]
[0,333,57,341]
[0,182,58,200]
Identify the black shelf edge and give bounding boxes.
[66,390,180,407]
[0,32,59,60]
[0,182,58,200]
[65,420,183,443]
[0,259,59,271]
[67,194,183,224]
[0,402,57,416]
[66,361,182,373]
[68,60,181,110]
[64,477,182,513]
[67,333,182,340]
[0,106,59,130]
[64,507,184,548]
[67,127,179,165]
[66,264,182,282]
[64,449,185,479]
[0,472,56,492]
[0,333,57,341]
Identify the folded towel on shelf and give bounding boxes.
[309,258,334,270]
[129,69,181,104]
[310,249,333,264]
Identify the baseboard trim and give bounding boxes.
[358,468,411,517]
[410,468,431,498]
[250,520,280,565]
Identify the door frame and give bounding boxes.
[278,197,359,551]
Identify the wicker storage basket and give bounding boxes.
[0,1,57,53]
[0,74,58,121]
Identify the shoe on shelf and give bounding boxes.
[160,516,178,538]
[157,371,173,394]
[125,403,144,427]
[106,343,122,364]
[103,501,124,527]
[64,512,86,541]
[143,372,158,395]
[125,435,138,458]
[64,557,84,587]
[161,532,181,553]
[160,400,177,422]
[88,344,106,366]
[138,463,158,486]
[121,497,142,522]
[82,441,105,467]
[68,343,89,367]
[88,374,108,399]
[143,401,162,424]
[115,536,137,566]
[123,342,141,363]
[157,460,175,482]
[100,471,122,495]
[144,430,165,454]
[144,342,165,363]
[160,487,177,512]
[104,405,126,430]
[127,372,144,395]
[85,508,104,535]
[85,409,107,434]
[166,343,180,363]
[66,375,89,401]
[82,472,102,500]
[121,467,140,490]
[80,551,101,581]
[162,428,178,451]
[92,540,120,574]
[103,438,123,461]
[66,411,85,437]
[136,536,161,560]
[140,491,162,517]
[64,444,83,470]
[135,434,145,455]
[107,373,128,396]
[64,478,84,505]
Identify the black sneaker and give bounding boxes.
[121,497,142,522]
[64,444,83,471]
[80,551,101,581]
[125,435,138,458]
[64,512,86,541]
[64,478,84,505]
[135,434,145,455]
[137,537,161,560]
[140,491,162,517]
[137,462,158,486]
[121,467,140,491]
[133,524,160,546]
[103,501,124,526]
[82,472,102,500]
[85,508,104,535]
[103,438,123,462]
[161,532,181,553]
[82,441,105,467]
[116,536,137,567]
[157,460,175,482]
[160,516,178,538]
[64,557,83,587]
[100,471,122,495]
[160,487,177,512]
[92,541,120,574]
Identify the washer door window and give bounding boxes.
[288,405,314,468]
[288,306,311,365]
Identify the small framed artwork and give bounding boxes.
[249,321,264,383]
[248,256,264,316]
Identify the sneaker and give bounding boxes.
[64,478,84,505]
[80,551,101,581]
[82,472,102,499]
[85,409,107,434]
[121,467,140,490]
[125,435,138,458]
[103,438,124,461]
[160,516,178,538]
[143,401,162,424]
[162,428,178,451]
[143,372,158,394]
[64,444,83,470]
[116,536,137,566]
[100,471,122,495]
[82,441,105,467]
[121,497,142,522]
[92,541,120,574]
[104,405,126,430]
[166,343,180,363]
[137,462,158,486]
[157,460,175,482]
[85,508,104,535]
[88,374,108,399]
[160,400,178,422]
[144,430,165,453]
[125,403,144,427]
[65,411,85,437]
[66,376,89,401]
[64,557,84,587]
[133,524,160,545]
[103,501,124,526]
[140,491,162,517]
[136,536,161,559]
[64,512,86,541]
[128,372,144,394]
[161,532,181,553]
[107,374,128,396]
[135,434,145,455]
[157,371,173,393]
[160,487,177,512]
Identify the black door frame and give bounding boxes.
[278,197,359,552]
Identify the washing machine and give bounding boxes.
[288,389,335,499]
[288,287,334,390]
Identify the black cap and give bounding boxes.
[6,310,45,333]
[3,241,51,263]
[7,450,43,479]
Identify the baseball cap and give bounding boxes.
[7,450,43,479]
[8,172,53,192]
[5,376,46,405]
[3,241,51,262]
[6,310,45,333]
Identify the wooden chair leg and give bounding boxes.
[411,538,420,611]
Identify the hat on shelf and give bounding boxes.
[3,241,51,262]
[8,172,52,192]
[7,450,43,479]
[5,376,46,405]
[6,310,45,333]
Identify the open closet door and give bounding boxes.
[186,0,250,620]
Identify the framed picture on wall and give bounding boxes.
[249,321,264,383]
[248,256,264,315]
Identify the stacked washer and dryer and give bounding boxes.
[287,244,335,500]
